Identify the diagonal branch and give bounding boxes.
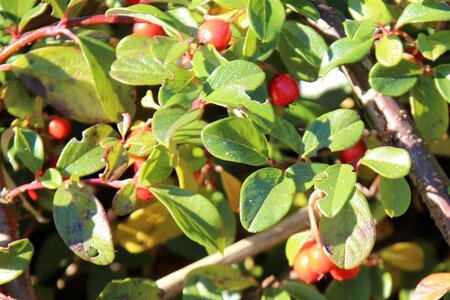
[309,0,450,245]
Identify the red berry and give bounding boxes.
[339,140,367,163]
[197,19,232,51]
[27,190,39,202]
[132,23,166,38]
[193,170,201,181]
[136,187,154,201]
[330,265,361,281]
[127,0,141,4]
[308,243,335,275]
[48,117,72,140]
[269,74,300,107]
[133,161,141,173]
[293,247,321,283]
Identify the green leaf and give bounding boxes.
[359,146,412,178]
[348,0,393,25]
[281,21,327,69]
[18,3,49,32]
[281,281,327,300]
[205,86,275,132]
[39,168,63,190]
[343,19,376,40]
[110,54,175,86]
[152,107,202,143]
[183,265,257,299]
[277,33,320,81]
[0,239,34,285]
[100,142,129,182]
[158,69,202,108]
[53,181,115,265]
[417,31,450,61]
[320,37,374,76]
[301,109,365,158]
[315,164,357,218]
[379,177,411,218]
[240,168,295,232]
[319,190,376,269]
[410,75,449,143]
[201,117,269,166]
[106,5,180,38]
[97,278,162,300]
[396,2,450,29]
[150,185,225,252]
[112,183,137,216]
[2,79,34,119]
[270,116,302,153]
[375,36,403,67]
[325,267,371,300]
[206,190,236,248]
[284,162,329,193]
[13,127,44,174]
[282,0,320,20]
[12,46,135,123]
[115,35,155,59]
[172,120,206,145]
[138,145,173,186]
[248,0,285,42]
[77,36,135,122]
[369,59,420,97]
[263,288,291,300]
[368,265,393,300]
[285,231,312,266]
[206,60,266,92]
[0,0,36,20]
[149,36,189,63]
[192,44,228,79]
[57,124,118,177]
[435,64,450,104]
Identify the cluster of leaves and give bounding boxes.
[0,0,449,299]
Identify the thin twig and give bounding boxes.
[156,207,309,299]
[309,0,450,246]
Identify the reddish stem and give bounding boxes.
[5,182,46,201]
[0,15,142,63]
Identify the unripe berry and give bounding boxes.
[269,74,300,107]
[197,19,232,51]
[308,243,335,275]
[339,140,367,163]
[330,265,361,281]
[293,247,321,283]
[136,187,154,201]
[48,117,72,140]
[132,23,166,38]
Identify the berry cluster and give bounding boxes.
[293,240,361,283]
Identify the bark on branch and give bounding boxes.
[310,0,450,245]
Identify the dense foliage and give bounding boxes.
[0,0,449,299]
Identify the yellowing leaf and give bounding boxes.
[413,273,450,300]
[379,242,425,271]
[219,169,241,213]
[115,202,181,253]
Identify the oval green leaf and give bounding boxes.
[320,190,376,269]
[112,183,137,216]
[301,109,365,158]
[206,60,266,92]
[201,117,269,166]
[240,168,295,233]
[410,75,449,143]
[98,278,162,300]
[315,164,357,218]
[152,107,202,143]
[360,146,412,178]
[435,64,450,104]
[150,185,225,252]
[53,181,115,265]
[348,0,393,25]
[0,239,34,285]
[379,176,411,218]
[375,36,403,67]
[39,168,63,190]
[248,0,285,42]
[396,2,450,29]
[13,127,44,174]
[285,162,329,193]
[369,59,420,97]
[138,145,173,186]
